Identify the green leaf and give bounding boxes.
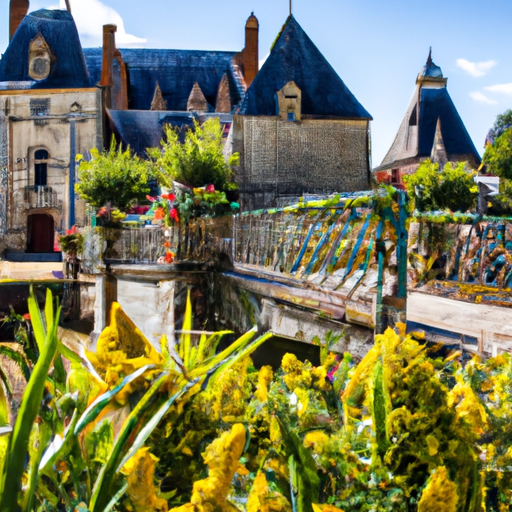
[74,364,155,436]
[0,290,60,512]
[116,378,200,472]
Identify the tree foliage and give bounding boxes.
[75,138,153,209]
[148,118,239,192]
[483,126,512,180]
[485,109,512,145]
[404,159,477,212]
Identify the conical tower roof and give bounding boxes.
[375,52,480,172]
[239,15,371,119]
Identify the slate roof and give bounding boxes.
[418,88,478,157]
[376,58,480,172]
[238,16,371,119]
[0,9,91,88]
[108,110,233,157]
[83,48,245,111]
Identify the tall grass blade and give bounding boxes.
[74,364,155,435]
[117,378,199,472]
[27,286,46,352]
[180,290,192,368]
[0,295,60,512]
[90,373,167,512]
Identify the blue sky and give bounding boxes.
[1,0,512,165]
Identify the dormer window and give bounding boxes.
[28,33,52,81]
[277,81,301,121]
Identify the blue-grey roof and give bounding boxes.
[83,48,244,111]
[418,88,478,157]
[376,83,480,172]
[238,16,371,119]
[0,9,91,88]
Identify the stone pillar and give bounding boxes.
[92,272,117,348]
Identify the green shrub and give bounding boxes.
[404,159,477,212]
[148,118,239,193]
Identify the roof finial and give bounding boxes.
[289,0,292,16]
[427,46,432,66]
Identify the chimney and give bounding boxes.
[9,0,29,41]
[100,24,117,90]
[242,13,259,87]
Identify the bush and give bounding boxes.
[404,159,477,212]
[75,138,153,210]
[148,118,239,193]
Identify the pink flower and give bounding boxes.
[205,184,215,193]
[146,195,157,202]
[170,208,179,222]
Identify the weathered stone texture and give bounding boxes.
[235,115,370,210]
[0,89,100,251]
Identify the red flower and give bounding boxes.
[163,241,171,248]
[154,207,165,220]
[205,184,215,193]
[22,313,30,320]
[170,208,179,222]
[165,251,174,263]
[66,225,78,235]
[161,193,175,201]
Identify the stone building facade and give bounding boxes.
[234,16,372,210]
[0,7,101,256]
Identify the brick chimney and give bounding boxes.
[242,13,259,87]
[100,24,117,147]
[100,24,117,90]
[9,0,29,41]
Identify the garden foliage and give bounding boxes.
[2,292,512,511]
[76,138,154,210]
[148,118,239,193]
[403,159,477,213]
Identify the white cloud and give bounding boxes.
[469,91,497,105]
[485,83,512,96]
[51,0,146,47]
[456,58,497,77]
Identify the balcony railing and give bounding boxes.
[24,185,60,210]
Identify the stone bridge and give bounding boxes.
[91,194,512,361]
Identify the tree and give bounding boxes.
[148,118,239,192]
[404,159,477,212]
[485,109,512,145]
[75,138,153,209]
[483,126,512,180]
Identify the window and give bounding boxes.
[30,98,50,117]
[287,111,296,122]
[391,168,401,184]
[34,149,49,186]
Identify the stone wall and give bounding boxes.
[0,88,101,252]
[233,115,370,210]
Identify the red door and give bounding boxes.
[27,214,54,253]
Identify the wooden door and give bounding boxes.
[27,214,54,253]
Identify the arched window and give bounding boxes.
[34,149,48,186]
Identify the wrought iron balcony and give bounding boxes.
[24,185,61,210]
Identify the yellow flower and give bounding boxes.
[247,471,292,512]
[170,424,246,512]
[303,431,329,451]
[418,467,458,512]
